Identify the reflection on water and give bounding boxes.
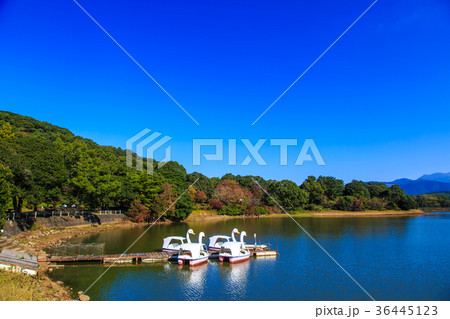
[50,213,450,301]
[177,262,208,300]
[220,261,250,300]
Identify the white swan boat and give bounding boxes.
[162,229,197,253]
[219,231,251,263]
[178,230,210,266]
[162,236,186,253]
[208,228,240,251]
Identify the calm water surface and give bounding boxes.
[50,213,450,301]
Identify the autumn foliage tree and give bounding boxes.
[194,190,207,203]
[213,179,252,207]
[209,200,223,210]
[127,200,151,223]
[150,183,175,218]
[0,122,14,139]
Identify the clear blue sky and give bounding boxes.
[1,0,449,183]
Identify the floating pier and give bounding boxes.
[39,251,173,264]
[39,248,278,265]
[250,248,279,257]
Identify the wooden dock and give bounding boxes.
[39,248,278,264]
[39,251,173,264]
[250,248,279,257]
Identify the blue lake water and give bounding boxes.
[50,213,450,301]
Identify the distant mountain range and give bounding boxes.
[372,173,450,195]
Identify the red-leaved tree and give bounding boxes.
[213,179,252,206]
[127,200,151,223]
[194,190,207,203]
[209,200,223,210]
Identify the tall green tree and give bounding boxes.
[268,180,308,210]
[0,163,12,228]
[317,176,344,200]
[300,176,324,205]
[344,180,370,199]
[367,182,389,199]
[387,185,407,209]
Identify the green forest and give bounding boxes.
[0,111,449,228]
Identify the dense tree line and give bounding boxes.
[0,111,448,228]
[0,112,192,226]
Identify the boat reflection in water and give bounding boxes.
[219,259,251,300]
[177,262,208,300]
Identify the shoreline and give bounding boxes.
[5,209,428,254]
[185,209,427,222]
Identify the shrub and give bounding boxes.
[267,205,282,214]
[365,198,388,211]
[209,200,223,210]
[304,204,323,211]
[398,195,418,210]
[351,198,365,211]
[219,205,242,216]
[254,206,269,215]
[334,196,356,211]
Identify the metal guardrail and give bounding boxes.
[7,210,123,220]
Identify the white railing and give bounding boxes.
[7,210,123,220]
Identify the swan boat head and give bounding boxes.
[231,228,239,242]
[198,231,205,244]
[240,231,247,243]
[186,229,195,243]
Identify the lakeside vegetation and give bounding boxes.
[1,111,449,228]
[0,269,71,301]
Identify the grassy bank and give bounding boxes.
[0,269,71,301]
[0,220,140,301]
[420,207,450,212]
